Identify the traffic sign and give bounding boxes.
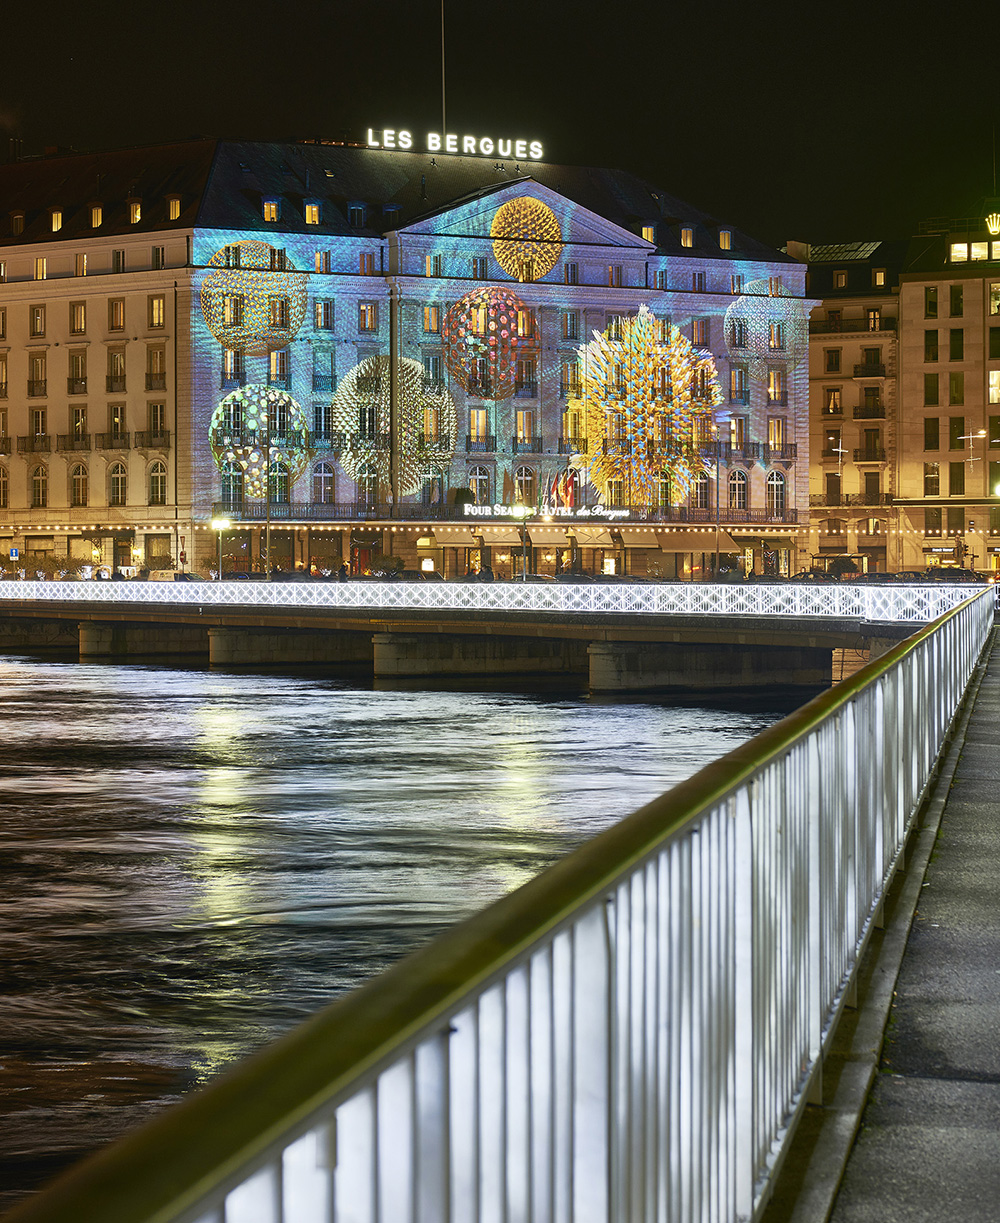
[9,548,18,560]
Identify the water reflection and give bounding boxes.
[0,655,791,1205]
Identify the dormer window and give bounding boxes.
[348,203,366,228]
[90,205,103,228]
[50,210,63,233]
[167,196,181,221]
[641,224,656,242]
[11,213,24,235]
[304,202,321,225]
[129,201,142,224]
[719,229,732,250]
[680,226,694,248]
[262,199,280,222]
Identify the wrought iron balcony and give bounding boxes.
[312,374,335,394]
[422,379,446,395]
[466,379,493,398]
[67,377,87,395]
[559,381,581,397]
[418,432,452,450]
[465,434,496,452]
[853,403,885,419]
[853,363,886,379]
[27,379,47,397]
[95,432,131,450]
[764,443,797,461]
[220,372,246,389]
[810,317,897,334]
[514,381,537,398]
[854,447,887,462]
[355,375,382,395]
[729,390,750,405]
[513,435,543,453]
[559,436,586,453]
[56,433,92,452]
[0,382,6,399]
[134,430,171,450]
[106,376,127,393]
[0,437,10,455]
[267,376,291,391]
[846,492,893,506]
[145,373,167,391]
[17,434,51,453]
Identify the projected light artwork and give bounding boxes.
[490,196,563,281]
[201,240,308,355]
[723,277,808,382]
[330,355,457,495]
[442,287,536,400]
[209,386,312,499]
[569,306,722,504]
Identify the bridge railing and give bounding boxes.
[0,578,987,622]
[5,589,995,1223]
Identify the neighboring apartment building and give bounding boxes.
[0,138,811,578]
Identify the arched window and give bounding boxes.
[71,464,88,507]
[766,470,786,516]
[656,470,673,508]
[221,460,243,507]
[863,517,885,536]
[313,461,335,504]
[694,471,710,510]
[822,518,846,536]
[514,465,534,505]
[31,465,48,508]
[469,465,490,505]
[109,462,127,506]
[269,460,289,504]
[0,467,8,510]
[148,461,167,506]
[728,469,748,511]
[357,462,377,507]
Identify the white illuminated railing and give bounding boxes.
[0,579,986,623]
[5,589,994,1223]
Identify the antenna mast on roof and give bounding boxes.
[441,0,447,137]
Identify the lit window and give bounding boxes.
[562,310,579,341]
[70,302,86,334]
[314,299,334,329]
[31,466,47,508]
[972,242,989,261]
[29,305,45,337]
[641,224,656,242]
[151,246,165,270]
[34,257,47,280]
[167,197,181,221]
[769,276,783,295]
[873,269,886,286]
[360,251,376,275]
[148,296,165,328]
[315,250,330,273]
[680,227,693,248]
[11,213,24,234]
[110,462,128,506]
[653,269,667,289]
[719,229,732,250]
[731,273,744,293]
[75,253,87,277]
[769,321,785,350]
[304,203,320,225]
[950,243,968,262]
[472,256,488,279]
[767,367,785,403]
[71,464,88,507]
[262,199,279,222]
[91,205,102,228]
[359,302,378,332]
[608,264,623,286]
[989,371,1000,405]
[109,299,125,331]
[0,261,5,283]
[51,210,62,232]
[0,308,5,339]
[425,254,442,277]
[130,201,141,224]
[834,271,847,288]
[269,297,290,328]
[691,317,709,346]
[993,243,1000,262]
[149,461,167,506]
[423,305,440,333]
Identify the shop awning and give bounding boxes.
[479,525,527,545]
[569,526,615,547]
[617,527,661,547]
[655,529,739,552]
[527,525,570,545]
[431,526,479,546]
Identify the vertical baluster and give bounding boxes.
[225,1163,281,1223]
[505,965,531,1223]
[552,929,573,1223]
[283,1126,332,1223]
[572,902,611,1223]
[478,985,506,1223]
[529,947,555,1223]
[448,1007,479,1223]
[333,1089,377,1223]
[415,1033,449,1223]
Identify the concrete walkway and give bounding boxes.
[765,630,1000,1222]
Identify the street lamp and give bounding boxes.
[511,501,532,579]
[210,516,231,581]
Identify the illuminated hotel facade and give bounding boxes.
[0,137,812,578]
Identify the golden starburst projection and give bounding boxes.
[569,306,722,505]
[723,276,808,382]
[200,240,308,356]
[442,287,536,400]
[209,386,312,499]
[490,196,563,281]
[330,356,457,496]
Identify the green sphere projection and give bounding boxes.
[201,239,308,356]
[209,386,312,499]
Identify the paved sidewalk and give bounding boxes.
[826,634,1000,1221]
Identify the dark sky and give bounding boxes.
[2,0,996,248]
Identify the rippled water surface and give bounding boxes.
[0,656,792,1204]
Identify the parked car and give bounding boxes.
[147,570,205,582]
[922,568,982,582]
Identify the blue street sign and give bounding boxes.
[9,548,18,560]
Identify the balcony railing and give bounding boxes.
[210,427,310,449]
[466,380,493,398]
[560,436,586,453]
[514,381,537,398]
[355,376,382,395]
[56,433,92,452]
[312,374,335,393]
[853,403,885,419]
[765,394,788,407]
[134,430,171,450]
[810,316,897,334]
[0,437,10,455]
[513,434,543,453]
[848,492,893,506]
[145,373,167,391]
[106,376,127,393]
[465,434,496,452]
[854,447,887,462]
[220,371,246,389]
[27,379,47,397]
[267,375,290,390]
[559,381,581,397]
[422,379,446,395]
[67,377,87,395]
[821,447,846,459]
[17,434,51,453]
[354,432,392,450]
[853,363,886,378]
[764,443,797,461]
[94,432,131,450]
[418,432,452,450]
[729,390,750,405]
[0,382,6,399]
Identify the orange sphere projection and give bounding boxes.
[442,287,536,401]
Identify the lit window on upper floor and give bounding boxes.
[34,257,47,280]
[151,246,165,270]
[641,224,656,242]
[608,264,623,287]
[719,229,732,250]
[0,261,6,284]
[75,253,87,277]
[425,253,442,277]
[167,196,181,221]
[50,210,62,232]
[315,250,330,273]
[91,204,102,228]
[262,199,280,223]
[129,201,142,224]
[653,269,667,289]
[950,243,968,262]
[304,203,320,225]
[424,305,440,333]
[834,270,847,288]
[11,212,24,235]
[769,275,784,295]
[873,269,886,286]
[970,241,989,261]
[731,273,744,293]
[360,251,376,276]
[680,227,693,248]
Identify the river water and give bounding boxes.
[0,655,798,1206]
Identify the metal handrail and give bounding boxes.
[3,590,994,1223]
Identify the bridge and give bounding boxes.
[0,581,982,692]
[0,587,995,1223]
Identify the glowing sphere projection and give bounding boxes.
[442,287,536,400]
[200,240,308,355]
[490,196,563,281]
[330,356,457,496]
[569,306,722,505]
[209,386,312,499]
[724,277,809,382]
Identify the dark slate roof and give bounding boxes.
[806,238,909,297]
[0,137,791,263]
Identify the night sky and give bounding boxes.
[1,0,996,248]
